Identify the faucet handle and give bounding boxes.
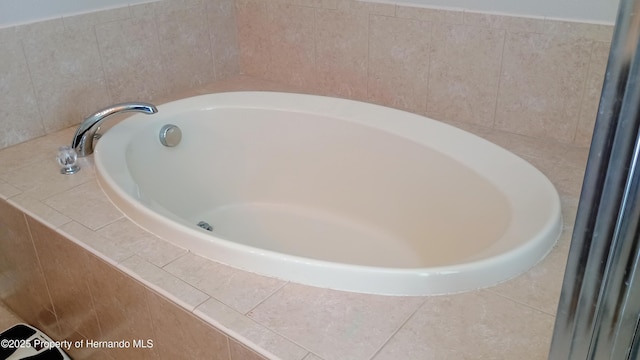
[57,145,80,175]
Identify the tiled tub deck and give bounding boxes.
[0,77,587,360]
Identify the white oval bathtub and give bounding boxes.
[94,91,562,296]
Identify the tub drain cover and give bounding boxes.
[197,221,213,231]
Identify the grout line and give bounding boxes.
[312,5,319,90]
[486,288,559,317]
[571,40,597,144]
[366,14,372,101]
[191,295,213,314]
[23,213,60,332]
[91,19,114,105]
[193,298,309,360]
[424,21,435,115]
[91,215,125,232]
[117,253,137,266]
[244,281,290,316]
[491,27,508,129]
[18,37,47,139]
[226,335,233,360]
[367,296,429,360]
[206,4,219,82]
[160,250,191,270]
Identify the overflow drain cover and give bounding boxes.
[159,124,182,147]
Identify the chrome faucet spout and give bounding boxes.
[71,102,158,157]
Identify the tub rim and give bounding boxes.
[94,91,563,296]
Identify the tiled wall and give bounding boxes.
[0,198,268,360]
[0,2,613,357]
[0,0,613,150]
[0,0,239,150]
[235,0,614,146]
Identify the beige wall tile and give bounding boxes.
[321,0,338,9]
[575,41,610,146]
[154,0,210,14]
[97,218,186,267]
[335,0,395,15]
[156,6,217,92]
[489,227,572,316]
[229,338,269,360]
[0,0,608,153]
[87,254,159,360]
[209,0,241,80]
[0,26,17,44]
[247,283,424,360]
[427,24,504,127]
[368,15,430,113]
[463,11,545,33]
[164,253,285,314]
[395,5,463,24]
[129,2,156,18]
[372,291,554,359]
[561,194,580,229]
[12,18,65,40]
[0,180,21,200]
[544,19,614,42]
[62,6,132,33]
[1,1,238,150]
[44,181,123,231]
[265,3,316,88]
[0,303,25,331]
[8,194,71,228]
[195,298,309,360]
[36,79,112,133]
[0,37,45,148]
[0,127,75,170]
[197,74,309,93]
[315,9,368,100]
[147,290,230,360]
[0,200,54,331]
[21,21,112,133]
[524,153,586,197]
[302,354,324,360]
[271,0,326,8]
[59,222,136,264]
[1,198,233,359]
[27,217,101,340]
[0,0,238,150]
[120,255,210,311]
[95,16,168,103]
[281,0,321,7]
[479,127,587,165]
[495,32,592,142]
[64,331,113,360]
[236,0,271,77]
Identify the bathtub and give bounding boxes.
[94,91,562,296]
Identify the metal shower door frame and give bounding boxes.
[549,0,640,358]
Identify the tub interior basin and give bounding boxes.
[95,91,562,295]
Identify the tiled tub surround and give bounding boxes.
[1,0,612,151]
[0,76,586,359]
[0,0,608,358]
